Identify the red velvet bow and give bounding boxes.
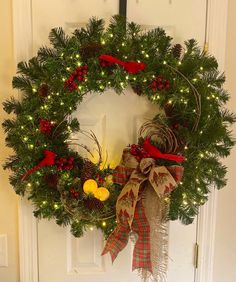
[143,138,185,163]
[99,54,146,74]
[22,150,57,180]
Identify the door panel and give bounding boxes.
[127,0,207,46]
[31,1,207,281]
[38,89,159,282]
[75,90,158,166]
[32,0,119,53]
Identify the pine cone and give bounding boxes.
[164,103,175,117]
[80,160,96,185]
[38,84,49,97]
[132,84,143,96]
[84,197,104,211]
[172,44,182,59]
[138,137,145,146]
[80,43,103,60]
[43,173,58,189]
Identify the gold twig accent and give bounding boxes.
[79,130,103,166]
[62,199,115,221]
[67,141,95,159]
[139,119,179,153]
[166,63,201,132]
[51,116,67,138]
[101,149,109,170]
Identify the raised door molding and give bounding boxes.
[195,1,229,281]
[18,198,38,282]
[205,0,229,70]
[12,1,39,281]
[12,0,229,281]
[67,228,105,274]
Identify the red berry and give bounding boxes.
[157,84,164,90]
[98,177,104,184]
[68,159,74,165]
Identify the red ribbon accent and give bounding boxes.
[22,150,56,180]
[102,201,152,273]
[143,138,185,163]
[99,54,146,74]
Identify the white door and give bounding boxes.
[18,1,208,281]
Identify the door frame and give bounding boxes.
[12,1,229,281]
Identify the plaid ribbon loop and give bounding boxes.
[102,149,183,274]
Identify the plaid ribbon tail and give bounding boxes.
[101,223,130,263]
[131,200,153,273]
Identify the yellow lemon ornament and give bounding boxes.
[83,179,98,195]
[94,187,110,202]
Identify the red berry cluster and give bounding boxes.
[171,123,180,130]
[171,121,189,131]
[65,65,88,91]
[130,144,150,161]
[96,173,105,185]
[56,157,74,171]
[39,118,55,134]
[70,187,79,199]
[151,76,170,92]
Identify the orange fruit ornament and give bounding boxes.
[83,179,98,195]
[94,187,110,202]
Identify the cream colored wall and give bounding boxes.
[0,0,20,282]
[213,0,236,281]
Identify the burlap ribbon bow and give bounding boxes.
[102,149,183,275]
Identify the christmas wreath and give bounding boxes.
[3,16,235,279]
